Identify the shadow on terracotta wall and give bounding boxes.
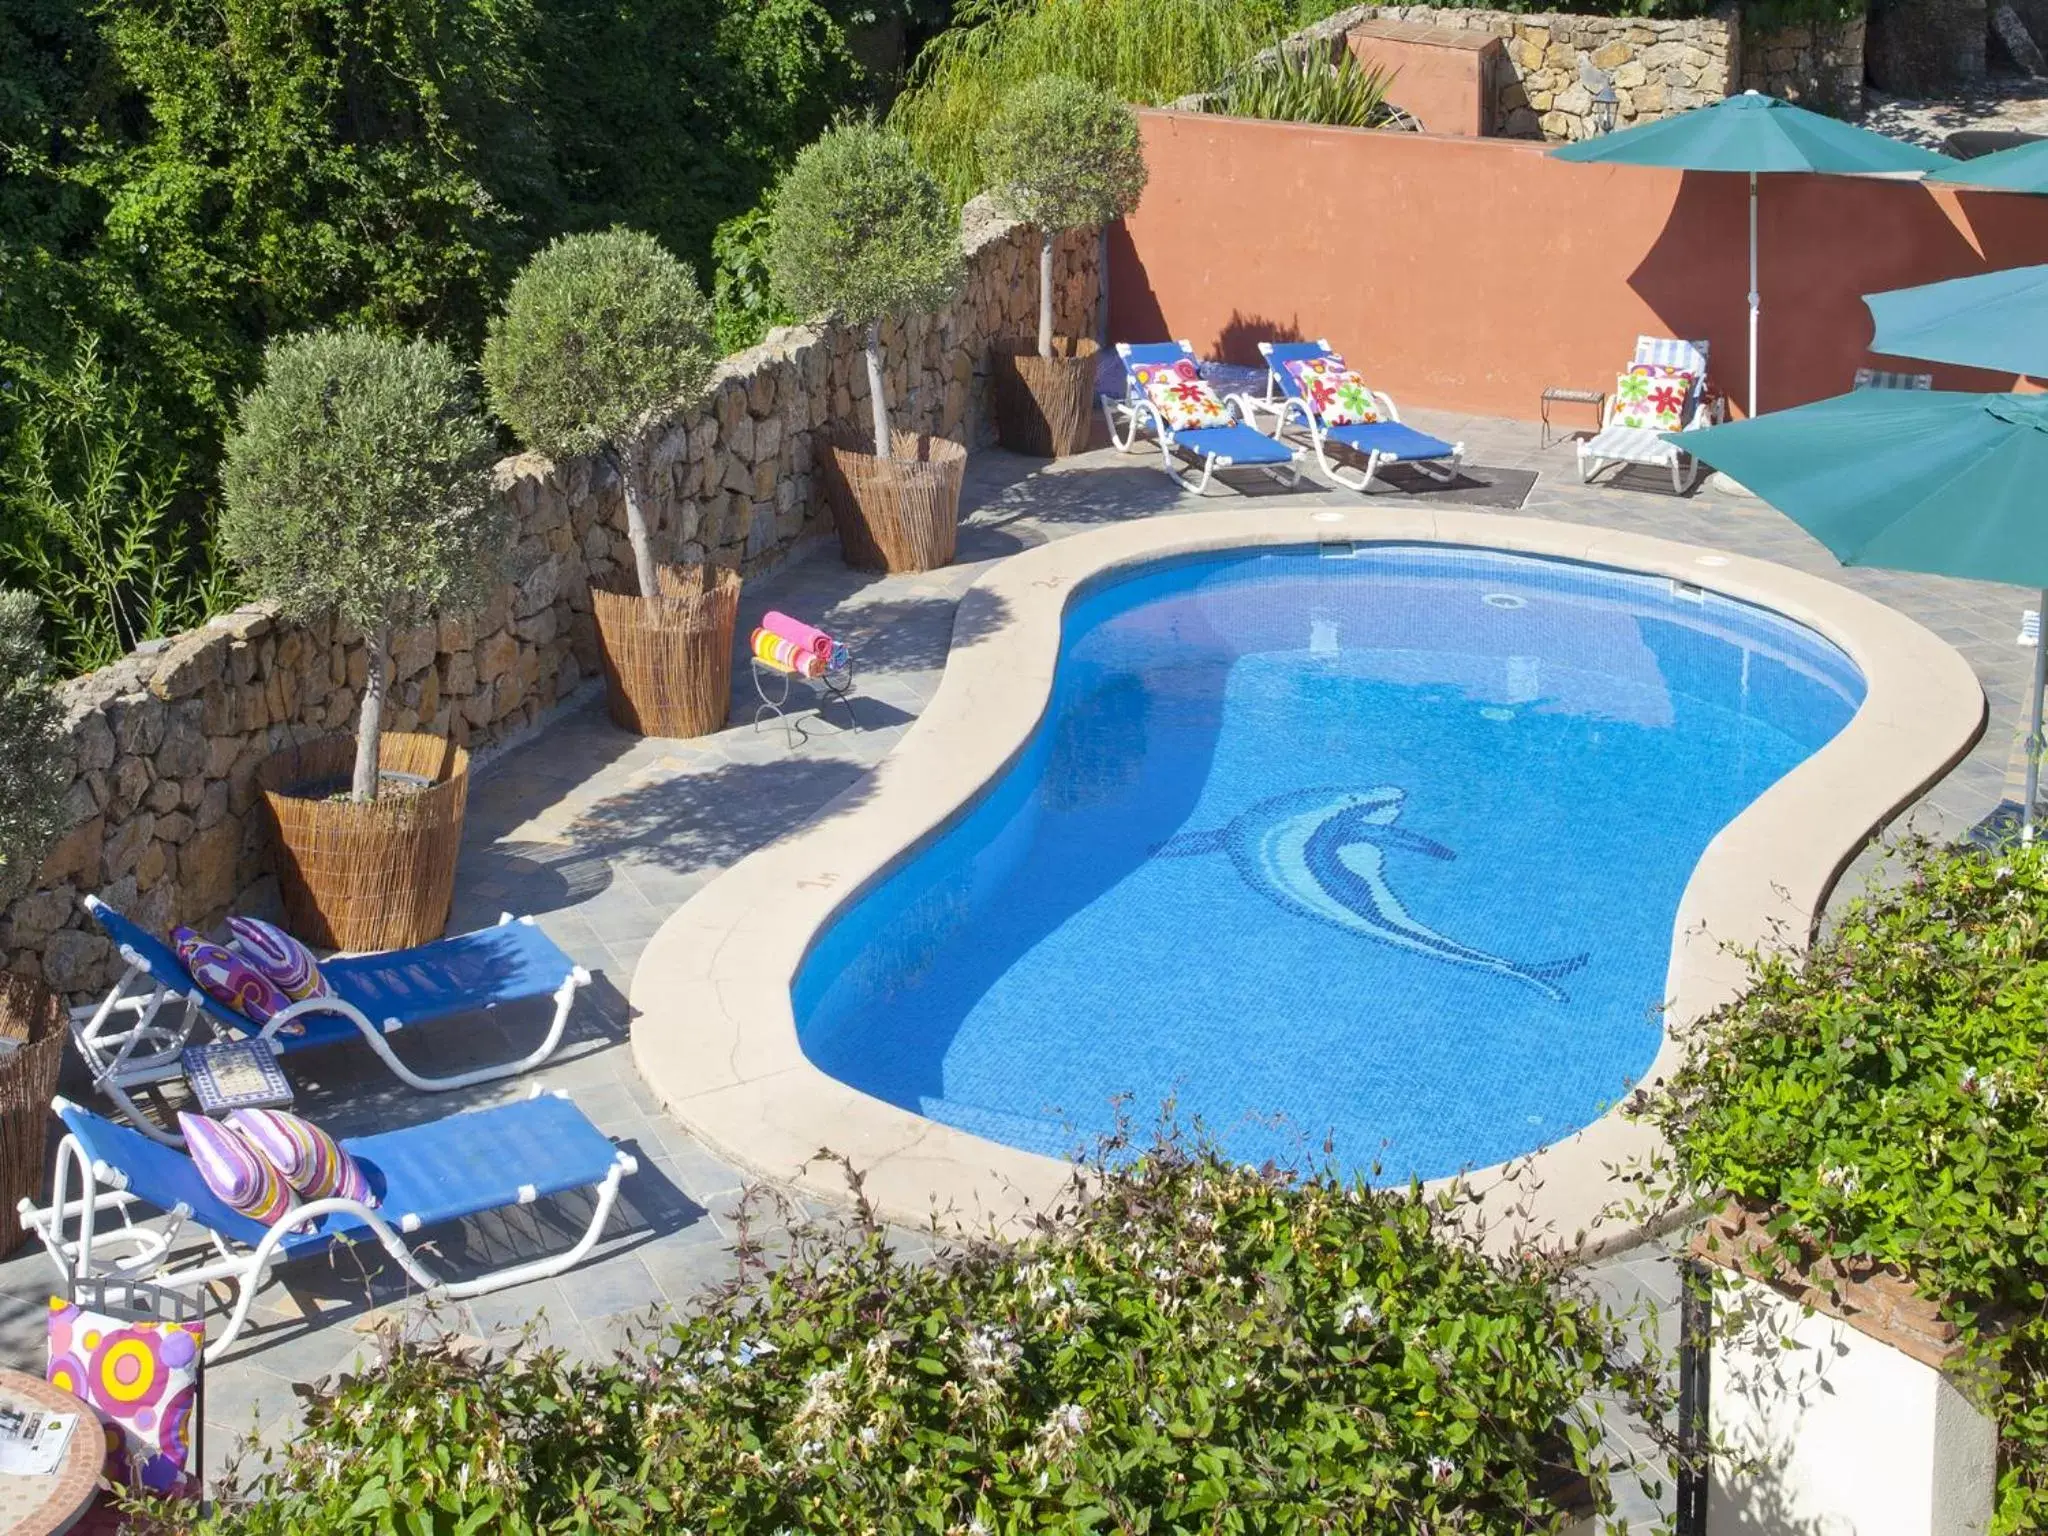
[1216,312,1305,367]
[1106,221,1167,344]
[1624,172,1998,416]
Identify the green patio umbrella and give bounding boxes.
[1669,387,2045,831]
[1926,137,2048,192]
[1865,263,2048,380]
[1553,91,1948,416]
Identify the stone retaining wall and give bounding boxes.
[1741,12,1867,115]
[3,208,1098,999]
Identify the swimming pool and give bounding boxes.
[792,544,1864,1183]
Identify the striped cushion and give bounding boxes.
[225,917,332,1002]
[172,927,293,1027]
[229,1108,375,1206]
[178,1112,301,1228]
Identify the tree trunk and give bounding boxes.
[1039,231,1056,359]
[617,446,661,598]
[865,320,893,460]
[352,624,389,803]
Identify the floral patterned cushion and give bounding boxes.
[48,1297,203,1495]
[225,916,332,1003]
[1283,355,1381,427]
[1141,362,1233,432]
[229,1107,376,1206]
[178,1111,303,1228]
[1613,369,1695,431]
[172,925,296,1031]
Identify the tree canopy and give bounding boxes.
[979,74,1148,235]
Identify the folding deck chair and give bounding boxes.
[1258,340,1464,493]
[1853,366,1934,391]
[1577,336,1722,494]
[19,1089,638,1362]
[1105,340,1301,494]
[75,897,591,1144]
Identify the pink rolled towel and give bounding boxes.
[761,610,838,667]
[751,628,825,679]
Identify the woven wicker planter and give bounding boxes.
[990,336,1101,459]
[259,731,469,953]
[0,972,63,1257]
[589,563,743,738]
[819,430,967,573]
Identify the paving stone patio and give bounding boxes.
[0,406,2030,1522]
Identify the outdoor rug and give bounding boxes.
[1357,462,1537,509]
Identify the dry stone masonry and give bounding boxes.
[2,209,1098,999]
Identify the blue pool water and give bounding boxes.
[796,545,1864,1182]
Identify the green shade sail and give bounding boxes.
[1549,90,1949,174]
[1925,137,2048,192]
[1669,388,2048,586]
[1865,264,2048,380]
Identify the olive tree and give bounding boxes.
[980,75,1147,358]
[768,122,962,460]
[482,230,716,599]
[222,330,505,802]
[0,591,69,905]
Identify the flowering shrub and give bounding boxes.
[149,1139,1669,1533]
[1642,839,2048,1533]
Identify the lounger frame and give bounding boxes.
[18,1088,637,1363]
[72,902,590,1146]
[1576,336,1723,495]
[1258,340,1464,493]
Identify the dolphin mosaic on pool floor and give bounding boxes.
[0,409,2033,1529]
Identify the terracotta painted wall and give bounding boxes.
[1111,110,2047,420]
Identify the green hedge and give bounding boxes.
[1643,839,2048,1534]
[146,1143,1672,1534]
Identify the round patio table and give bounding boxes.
[0,1366,105,1535]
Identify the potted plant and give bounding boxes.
[221,328,507,952]
[767,121,967,573]
[483,229,737,738]
[0,588,70,1251]
[980,75,1148,459]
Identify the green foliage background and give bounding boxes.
[0,0,910,675]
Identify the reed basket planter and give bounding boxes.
[991,336,1100,459]
[589,563,743,739]
[259,731,469,952]
[0,971,63,1256]
[819,430,967,573]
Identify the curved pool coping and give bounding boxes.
[630,506,1985,1254]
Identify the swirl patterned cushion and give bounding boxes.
[172,925,300,1035]
[225,915,332,1002]
[177,1110,302,1228]
[48,1297,202,1495]
[229,1107,375,1206]
[1139,361,1232,432]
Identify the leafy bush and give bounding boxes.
[1208,42,1404,128]
[155,1141,1671,1534]
[710,200,797,357]
[1,338,229,672]
[980,75,1147,355]
[0,589,69,905]
[220,330,504,801]
[483,229,716,597]
[768,122,961,457]
[1641,838,2048,1533]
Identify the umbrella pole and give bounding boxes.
[1747,170,1760,418]
[2028,589,2047,844]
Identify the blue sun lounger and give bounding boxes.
[1258,340,1463,494]
[75,896,591,1143]
[1105,340,1301,495]
[19,1090,638,1362]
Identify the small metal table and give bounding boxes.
[0,1367,106,1536]
[181,1037,293,1116]
[1539,386,1605,448]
